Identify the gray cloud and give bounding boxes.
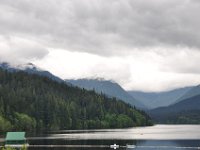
[1,0,200,91]
[0,36,49,63]
[0,0,200,56]
[159,48,200,74]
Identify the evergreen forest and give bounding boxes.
[0,69,152,132]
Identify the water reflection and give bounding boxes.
[27,139,200,150]
[46,125,200,140]
[1,125,200,150]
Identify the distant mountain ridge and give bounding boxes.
[0,62,64,83]
[66,78,146,109]
[149,94,200,123]
[128,87,193,109]
[174,85,200,104]
[148,84,200,123]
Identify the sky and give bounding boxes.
[0,0,200,92]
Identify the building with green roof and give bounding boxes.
[5,132,28,147]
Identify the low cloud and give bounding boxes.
[160,48,200,74]
[34,49,200,92]
[0,36,49,63]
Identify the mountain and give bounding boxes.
[0,68,152,131]
[66,78,146,109]
[128,87,193,109]
[0,62,17,71]
[0,62,64,83]
[174,85,200,104]
[149,94,200,123]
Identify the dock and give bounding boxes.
[1,144,200,149]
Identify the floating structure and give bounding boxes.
[126,144,136,149]
[110,143,119,149]
[5,132,29,148]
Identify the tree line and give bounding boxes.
[0,69,152,132]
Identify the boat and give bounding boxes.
[110,143,119,149]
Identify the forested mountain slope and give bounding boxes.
[0,69,152,132]
[66,79,146,109]
[0,62,64,83]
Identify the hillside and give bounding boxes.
[66,79,146,109]
[150,94,200,123]
[128,87,192,109]
[0,69,152,132]
[0,62,64,83]
[174,85,200,104]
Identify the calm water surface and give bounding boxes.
[1,125,200,150]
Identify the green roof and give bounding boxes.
[6,132,26,141]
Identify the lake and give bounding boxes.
[1,125,200,150]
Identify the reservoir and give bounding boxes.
[1,125,200,149]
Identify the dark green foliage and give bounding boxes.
[156,110,200,124]
[0,116,12,131]
[0,146,27,150]
[66,79,146,108]
[0,69,152,131]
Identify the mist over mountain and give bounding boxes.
[66,78,146,109]
[128,87,193,109]
[3,61,200,125]
[0,62,64,83]
[0,61,147,109]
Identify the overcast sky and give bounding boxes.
[0,0,200,92]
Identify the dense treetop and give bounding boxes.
[0,69,152,132]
